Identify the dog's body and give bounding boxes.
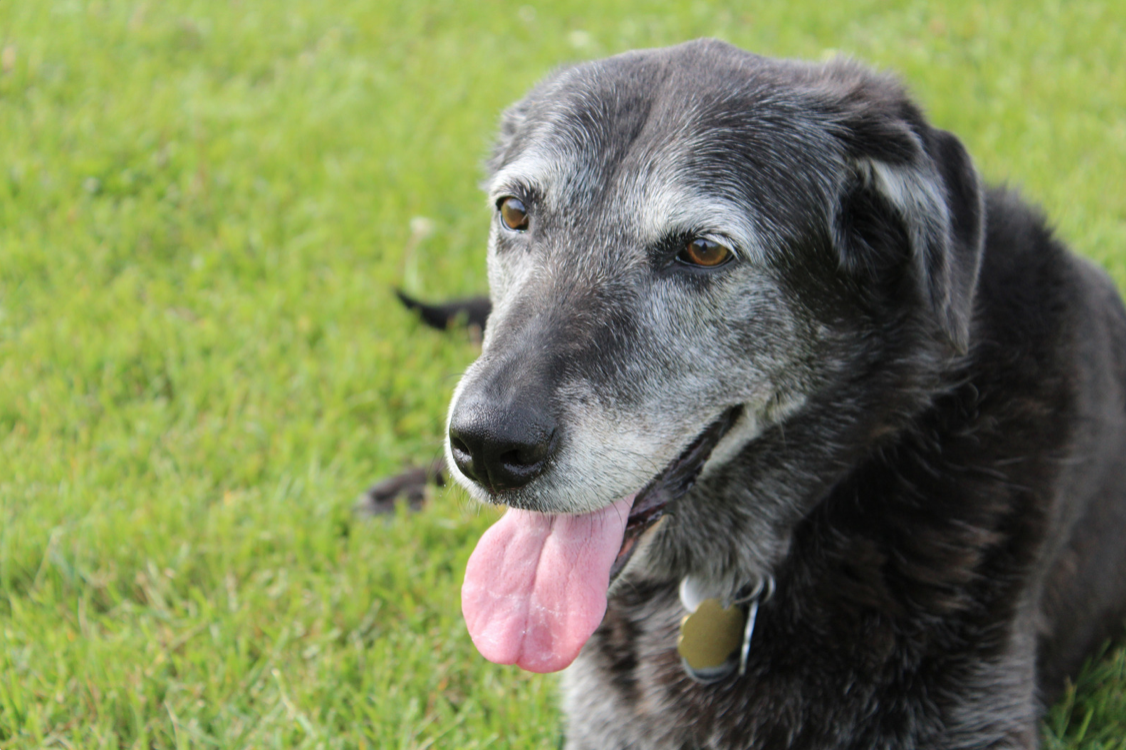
[431,40,1126,748]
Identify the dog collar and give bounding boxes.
[676,575,775,684]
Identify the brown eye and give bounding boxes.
[499,197,529,231]
[678,238,732,267]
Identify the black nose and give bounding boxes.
[449,399,558,493]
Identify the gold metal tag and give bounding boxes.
[676,598,746,672]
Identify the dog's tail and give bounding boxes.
[395,289,491,332]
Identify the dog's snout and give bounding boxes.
[449,400,557,493]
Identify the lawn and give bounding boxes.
[1,1,1124,748]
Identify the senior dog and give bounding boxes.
[397,40,1126,748]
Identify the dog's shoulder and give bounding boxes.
[977,187,1083,342]
[974,186,1126,418]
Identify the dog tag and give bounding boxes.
[677,598,745,683]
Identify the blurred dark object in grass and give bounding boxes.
[356,289,489,516]
[395,289,491,334]
[355,456,447,516]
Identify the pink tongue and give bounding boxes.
[461,494,635,673]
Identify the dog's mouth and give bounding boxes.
[609,405,744,583]
[461,405,743,674]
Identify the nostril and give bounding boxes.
[448,432,479,482]
[499,449,534,469]
[499,428,555,469]
[450,435,470,458]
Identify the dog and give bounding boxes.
[394,39,1126,748]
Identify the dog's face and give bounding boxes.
[448,40,983,588]
[454,94,822,514]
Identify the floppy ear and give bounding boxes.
[486,100,530,175]
[486,65,579,177]
[831,91,985,353]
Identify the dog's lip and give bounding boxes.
[609,405,744,583]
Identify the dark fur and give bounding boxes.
[570,187,1126,748]
[418,41,1126,748]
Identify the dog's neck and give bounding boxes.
[632,339,960,606]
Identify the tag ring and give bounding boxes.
[736,574,775,677]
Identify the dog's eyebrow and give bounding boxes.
[487,155,558,206]
[637,188,767,263]
[488,175,537,202]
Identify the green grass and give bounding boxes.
[1,1,1123,747]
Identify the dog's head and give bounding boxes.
[451,40,984,672]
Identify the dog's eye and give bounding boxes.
[678,238,732,268]
[499,197,529,231]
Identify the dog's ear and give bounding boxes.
[486,65,578,177]
[486,100,531,176]
[829,70,985,353]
